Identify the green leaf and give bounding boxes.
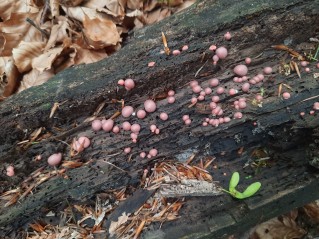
[242,182,261,198]
[229,172,240,191]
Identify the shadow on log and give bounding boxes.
[0,0,319,238]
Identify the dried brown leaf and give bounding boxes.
[0,12,43,56]
[32,46,64,72]
[45,16,72,50]
[0,57,20,99]
[109,212,129,236]
[12,41,46,73]
[82,15,120,49]
[251,216,306,239]
[302,201,319,223]
[18,68,54,92]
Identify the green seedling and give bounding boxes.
[222,172,261,199]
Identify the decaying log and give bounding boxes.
[0,0,319,238]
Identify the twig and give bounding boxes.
[26,18,49,39]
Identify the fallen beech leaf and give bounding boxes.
[0,0,39,22]
[127,0,142,10]
[82,15,121,49]
[109,212,129,236]
[45,16,72,50]
[250,215,306,239]
[302,201,319,223]
[0,57,20,99]
[32,46,64,72]
[143,8,171,25]
[84,0,126,19]
[0,12,43,56]
[12,41,46,73]
[50,0,60,17]
[18,68,54,92]
[72,45,108,65]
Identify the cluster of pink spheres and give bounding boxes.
[8,31,318,176]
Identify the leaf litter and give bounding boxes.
[0,0,195,100]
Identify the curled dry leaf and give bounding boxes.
[82,15,121,49]
[109,212,129,236]
[32,46,64,72]
[0,0,39,22]
[12,41,46,73]
[302,201,319,223]
[84,0,126,19]
[0,57,20,100]
[44,16,72,51]
[250,215,306,239]
[18,69,54,93]
[0,12,43,56]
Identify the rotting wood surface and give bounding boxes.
[0,0,319,238]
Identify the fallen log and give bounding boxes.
[0,0,319,238]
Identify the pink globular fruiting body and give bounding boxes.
[149,149,158,157]
[263,67,273,75]
[92,119,102,131]
[191,97,197,104]
[144,99,156,113]
[211,96,220,103]
[168,90,175,96]
[118,79,125,86]
[192,85,201,93]
[234,64,248,76]
[204,87,212,95]
[245,57,252,65]
[209,45,217,51]
[102,119,114,132]
[184,119,191,125]
[242,83,250,92]
[124,79,135,90]
[182,45,189,51]
[313,102,319,110]
[182,115,190,121]
[238,101,247,109]
[310,110,315,115]
[122,121,131,131]
[213,55,219,62]
[255,94,263,102]
[140,152,146,158]
[300,61,308,67]
[282,92,291,100]
[150,124,157,133]
[229,88,238,96]
[173,50,181,55]
[234,112,243,119]
[224,32,231,40]
[148,61,156,67]
[216,87,225,94]
[122,106,134,117]
[167,96,176,104]
[305,67,310,72]
[77,136,90,149]
[209,78,219,87]
[6,165,14,177]
[124,147,131,154]
[160,112,169,121]
[215,47,228,59]
[131,123,141,133]
[48,153,62,166]
[137,109,146,119]
[190,80,198,87]
[198,95,205,101]
[112,125,120,133]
